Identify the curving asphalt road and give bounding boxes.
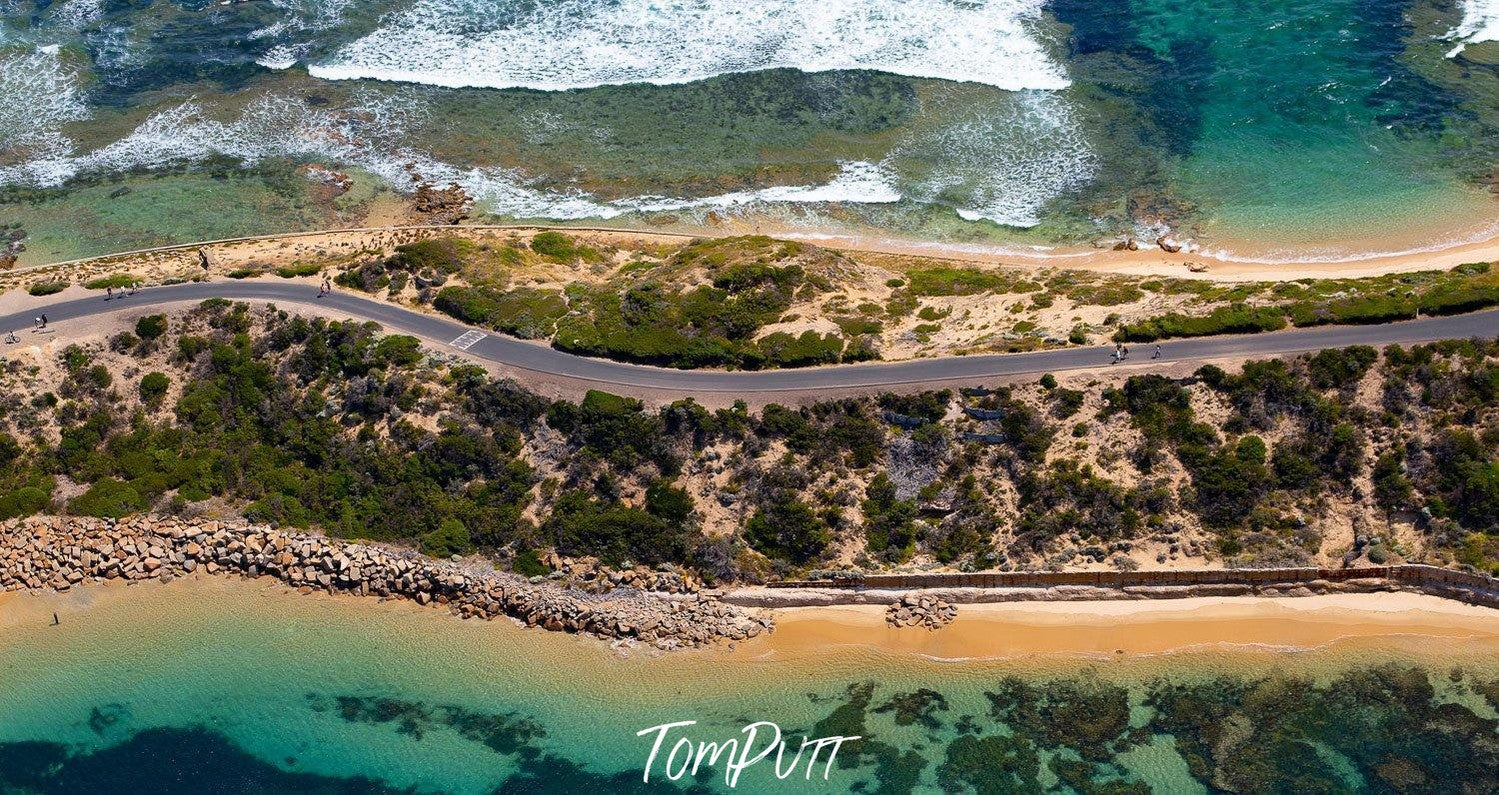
[5,281,1498,393]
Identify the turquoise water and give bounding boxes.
[0,0,1494,262]
[2,582,1497,793]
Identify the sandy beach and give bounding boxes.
[740,594,1499,662]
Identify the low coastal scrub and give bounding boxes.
[429,237,876,369]
[25,281,66,296]
[2,302,1494,580]
[82,273,135,290]
[1118,262,1499,341]
[274,262,322,278]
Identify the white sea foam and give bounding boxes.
[1446,0,1499,57]
[0,48,89,170]
[256,45,303,70]
[309,0,1068,92]
[0,86,901,220]
[49,0,103,32]
[896,91,1096,228]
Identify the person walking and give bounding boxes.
[39,314,47,330]
[106,285,114,300]
[1153,344,1162,359]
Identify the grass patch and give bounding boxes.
[83,274,135,290]
[531,231,605,264]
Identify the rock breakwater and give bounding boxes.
[0,516,770,649]
[886,594,957,629]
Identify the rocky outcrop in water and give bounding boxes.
[0,516,770,649]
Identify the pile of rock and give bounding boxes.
[0,515,770,650]
[886,593,957,629]
[540,553,703,595]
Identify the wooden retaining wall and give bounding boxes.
[771,564,1497,595]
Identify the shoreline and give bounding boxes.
[739,595,1499,662]
[4,515,1497,658]
[8,219,1499,284]
[5,576,1498,667]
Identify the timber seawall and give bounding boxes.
[726,566,1499,609]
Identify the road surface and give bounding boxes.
[4,281,1496,394]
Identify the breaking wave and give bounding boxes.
[895,91,1095,228]
[0,47,89,168]
[0,89,899,220]
[307,0,1068,92]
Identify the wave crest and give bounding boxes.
[307,0,1069,91]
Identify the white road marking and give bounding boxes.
[449,330,488,351]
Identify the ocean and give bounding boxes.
[1,579,1497,793]
[0,0,1495,263]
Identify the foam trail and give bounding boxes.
[309,0,1068,91]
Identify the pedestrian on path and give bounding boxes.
[1153,344,1162,359]
[106,286,114,300]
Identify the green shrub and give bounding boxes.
[1306,346,1377,390]
[530,231,601,263]
[1116,304,1287,342]
[373,335,422,368]
[1418,285,1499,317]
[386,238,470,274]
[139,372,170,406]
[421,518,473,558]
[1289,295,1415,327]
[274,262,322,278]
[27,281,67,296]
[758,331,844,367]
[69,478,146,518]
[512,548,548,576]
[433,286,567,339]
[745,495,830,564]
[135,314,168,341]
[0,475,53,520]
[226,268,261,279]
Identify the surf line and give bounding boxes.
[636,720,861,787]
